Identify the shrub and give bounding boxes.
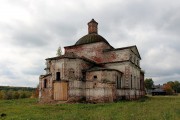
[0,90,33,100]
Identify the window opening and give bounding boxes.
[82,71,86,81]
[56,72,60,81]
[93,75,97,79]
[44,79,47,88]
[116,76,121,89]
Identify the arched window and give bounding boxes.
[116,76,121,89]
[134,76,136,88]
[82,71,86,81]
[56,72,60,81]
[44,79,47,88]
[140,79,143,90]
[131,75,133,89]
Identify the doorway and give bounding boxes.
[54,82,68,101]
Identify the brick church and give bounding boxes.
[39,19,145,103]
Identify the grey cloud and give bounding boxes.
[151,73,180,85]
[14,32,49,47]
[23,61,45,76]
[1,0,180,87]
[10,23,50,47]
[0,68,18,79]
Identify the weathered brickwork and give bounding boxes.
[39,19,145,103]
[65,42,111,63]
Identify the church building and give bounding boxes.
[39,19,145,103]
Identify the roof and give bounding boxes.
[104,45,141,59]
[46,53,97,64]
[75,33,111,46]
[100,60,141,69]
[88,19,98,24]
[152,89,166,93]
[40,74,52,78]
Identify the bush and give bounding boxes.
[0,91,3,99]
[0,90,33,100]
[13,91,20,99]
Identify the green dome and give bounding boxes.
[75,33,109,45]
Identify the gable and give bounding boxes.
[130,46,141,59]
[104,45,141,60]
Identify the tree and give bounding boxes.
[31,85,39,98]
[18,90,26,98]
[2,90,13,100]
[167,81,175,89]
[174,81,180,93]
[0,91,2,99]
[12,91,20,99]
[144,78,154,90]
[166,81,180,93]
[56,46,62,56]
[163,83,173,95]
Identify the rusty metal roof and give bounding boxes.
[46,53,97,64]
[75,33,110,46]
[88,19,98,24]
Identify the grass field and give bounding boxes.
[0,96,180,120]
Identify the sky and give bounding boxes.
[0,0,180,87]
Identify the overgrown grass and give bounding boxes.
[0,95,180,120]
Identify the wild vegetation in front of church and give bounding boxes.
[0,86,38,100]
[0,95,180,120]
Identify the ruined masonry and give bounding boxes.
[39,19,145,103]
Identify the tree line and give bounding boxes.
[0,86,35,91]
[163,81,180,94]
[0,86,38,100]
[144,78,180,95]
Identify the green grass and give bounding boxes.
[0,96,180,120]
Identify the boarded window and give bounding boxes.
[68,68,75,79]
[56,72,60,81]
[44,79,47,88]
